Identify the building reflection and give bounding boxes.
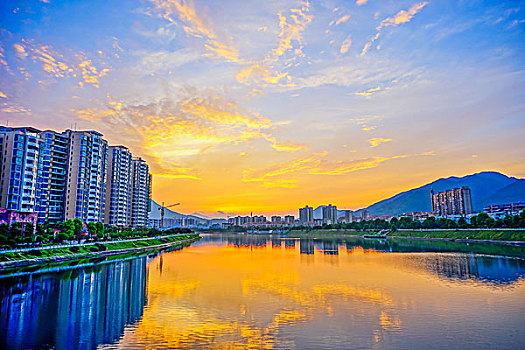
[299,239,314,255]
[321,240,339,255]
[414,254,525,284]
[0,256,147,350]
[197,234,525,285]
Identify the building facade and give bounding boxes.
[35,131,69,223]
[0,127,40,212]
[430,187,473,216]
[322,204,338,224]
[299,205,314,224]
[64,130,108,223]
[130,157,151,227]
[105,146,132,226]
[271,216,282,223]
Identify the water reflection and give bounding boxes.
[1,234,525,349]
[110,234,525,349]
[200,234,525,285]
[0,257,148,350]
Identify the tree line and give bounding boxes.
[291,210,525,231]
[0,219,192,249]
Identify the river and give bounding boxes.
[1,234,525,349]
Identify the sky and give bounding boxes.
[0,0,524,218]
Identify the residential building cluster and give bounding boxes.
[430,187,473,216]
[483,202,525,220]
[0,126,152,227]
[227,214,295,227]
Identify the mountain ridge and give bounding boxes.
[359,171,524,216]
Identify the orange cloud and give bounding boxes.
[11,40,110,87]
[243,152,395,187]
[335,15,350,26]
[340,34,352,54]
[361,2,428,55]
[74,93,302,178]
[148,0,241,63]
[351,86,381,96]
[235,1,312,90]
[263,135,307,152]
[368,138,392,147]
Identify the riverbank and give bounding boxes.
[287,229,525,245]
[0,234,200,270]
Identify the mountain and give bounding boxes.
[479,179,525,207]
[361,171,523,216]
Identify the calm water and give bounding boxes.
[1,234,525,349]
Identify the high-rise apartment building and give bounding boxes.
[322,204,338,224]
[1,126,152,227]
[0,127,40,212]
[343,210,353,223]
[271,215,282,223]
[64,130,108,223]
[105,146,132,226]
[284,215,294,223]
[35,130,69,223]
[430,187,473,216]
[299,205,314,224]
[130,157,151,227]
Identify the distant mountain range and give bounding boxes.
[358,171,525,216]
[150,171,525,222]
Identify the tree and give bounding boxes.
[95,222,105,238]
[87,222,97,237]
[390,217,399,230]
[457,217,469,229]
[73,218,83,242]
[473,213,493,228]
[63,220,75,238]
[422,217,436,229]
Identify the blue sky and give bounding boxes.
[1,0,524,216]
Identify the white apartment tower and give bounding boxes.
[105,146,133,226]
[64,130,108,223]
[130,157,151,227]
[0,127,40,212]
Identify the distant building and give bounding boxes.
[299,205,314,224]
[431,187,473,216]
[343,210,353,223]
[271,215,282,223]
[322,204,338,224]
[284,215,294,223]
[130,157,152,227]
[253,215,267,223]
[400,212,431,220]
[361,210,370,221]
[484,202,525,216]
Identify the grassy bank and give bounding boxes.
[288,229,525,242]
[0,234,199,263]
[390,230,525,241]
